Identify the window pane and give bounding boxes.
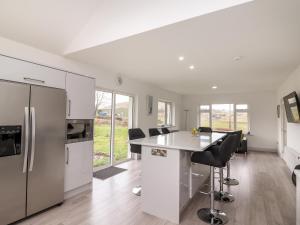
[114,94,133,164]
[200,112,210,127]
[166,103,172,125]
[212,104,234,131]
[200,105,210,110]
[94,91,112,168]
[158,101,166,126]
[236,111,249,133]
[236,104,248,110]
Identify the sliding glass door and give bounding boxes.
[94,91,113,168]
[114,94,133,163]
[94,90,134,169]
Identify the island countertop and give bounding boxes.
[129,131,227,152]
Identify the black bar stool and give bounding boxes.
[191,134,236,225]
[208,140,235,203]
[128,128,145,196]
[223,130,242,186]
[214,167,235,203]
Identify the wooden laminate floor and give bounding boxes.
[18,152,296,225]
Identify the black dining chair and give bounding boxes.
[149,128,161,137]
[198,127,213,133]
[161,127,170,134]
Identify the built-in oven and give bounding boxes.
[0,125,22,157]
[66,119,93,144]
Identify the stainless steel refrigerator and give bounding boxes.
[0,80,66,225]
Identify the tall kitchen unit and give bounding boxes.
[0,80,66,225]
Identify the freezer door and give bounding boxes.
[27,85,66,216]
[0,81,30,225]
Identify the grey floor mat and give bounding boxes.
[93,166,127,180]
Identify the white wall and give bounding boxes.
[0,36,182,135]
[182,91,277,151]
[277,64,300,171]
[277,65,300,153]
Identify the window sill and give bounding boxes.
[157,125,176,128]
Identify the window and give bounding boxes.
[212,104,234,131]
[94,90,134,168]
[199,104,249,133]
[235,104,249,133]
[199,105,210,127]
[158,100,173,126]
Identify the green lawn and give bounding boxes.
[211,120,248,133]
[93,122,129,168]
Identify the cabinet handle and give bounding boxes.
[66,147,69,164]
[24,77,45,84]
[68,99,71,117]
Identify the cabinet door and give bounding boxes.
[64,141,93,192]
[0,55,66,89]
[66,73,95,119]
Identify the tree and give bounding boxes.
[95,91,105,116]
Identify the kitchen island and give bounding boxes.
[129,131,226,224]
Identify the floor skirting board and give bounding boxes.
[64,182,92,200]
[248,147,278,152]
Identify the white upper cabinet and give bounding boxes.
[0,55,66,89]
[66,73,95,119]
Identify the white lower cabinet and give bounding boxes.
[64,141,93,192]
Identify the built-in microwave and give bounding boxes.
[66,119,93,144]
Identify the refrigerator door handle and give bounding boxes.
[23,107,30,173]
[29,107,36,172]
[68,99,71,117]
[23,77,45,84]
[66,147,69,164]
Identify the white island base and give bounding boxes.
[141,146,209,224]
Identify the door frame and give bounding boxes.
[280,99,287,155]
[94,88,135,171]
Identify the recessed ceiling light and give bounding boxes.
[189,65,195,70]
[233,56,242,61]
[178,56,184,61]
[212,86,218,89]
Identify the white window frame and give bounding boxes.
[198,105,211,128]
[158,100,174,127]
[94,88,135,170]
[198,103,250,133]
[235,104,250,133]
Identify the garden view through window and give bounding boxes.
[94,90,133,168]
[158,100,173,126]
[199,104,249,133]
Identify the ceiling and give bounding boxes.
[0,0,100,53]
[68,0,300,94]
[0,0,248,54]
[0,0,300,95]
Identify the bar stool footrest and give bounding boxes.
[214,191,235,203]
[197,208,229,225]
[223,177,239,186]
